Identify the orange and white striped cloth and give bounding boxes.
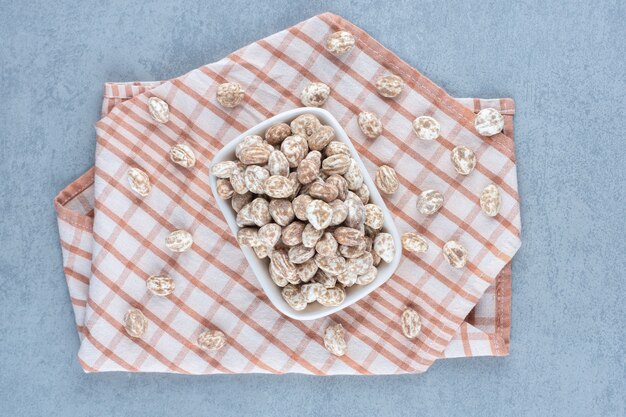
[55,13,520,374]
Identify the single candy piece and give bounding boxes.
[375,165,399,194]
[357,111,383,138]
[127,167,151,197]
[290,114,322,139]
[364,204,384,230]
[450,145,477,175]
[210,160,238,179]
[146,275,176,296]
[474,108,504,136]
[216,82,244,108]
[300,82,330,107]
[147,97,169,123]
[237,227,260,247]
[197,329,227,352]
[216,178,234,199]
[325,31,355,55]
[373,232,396,263]
[318,286,346,307]
[323,323,347,356]
[400,308,422,339]
[416,189,444,215]
[165,229,193,252]
[265,123,292,145]
[375,74,404,98]
[306,199,333,230]
[401,232,428,254]
[301,282,324,303]
[169,143,196,168]
[412,116,440,141]
[264,175,294,199]
[123,308,148,338]
[281,284,307,311]
[443,240,468,269]
[480,184,502,217]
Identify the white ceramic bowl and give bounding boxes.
[209,107,401,321]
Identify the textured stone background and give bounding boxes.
[1,0,624,416]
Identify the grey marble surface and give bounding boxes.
[0,0,624,416]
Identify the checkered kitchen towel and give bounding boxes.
[54,13,521,374]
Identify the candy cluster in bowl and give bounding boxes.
[209,107,401,320]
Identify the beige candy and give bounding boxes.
[336,270,357,287]
[249,198,272,226]
[373,232,395,263]
[127,167,151,197]
[346,252,374,276]
[282,221,306,246]
[270,249,297,282]
[356,266,377,285]
[282,284,307,311]
[197,329,227,352]
[169,143,196,168]
[357,111,383,138]
[325,30,355,55]
[288,244,316,264]
[253,244,269,259]
[315,253,347,276]
[450,146,477,175]
[297,151,321,184]
[269,261,289,287]
[236,202,256,227]
[244,165,270,194]
[268,150,290,177]
[364,204,384,230]
[334,227,364,246]
[400,308,422,339]
[318,286,346,307]
[216,82,244,108]
[324,141,350,157]
[355,183,370,204]
[443,240,468,269]
[281,135,309,168]
[216,178,234,200]
[146,275,175,296]
[326,174,348,201]
[480,184,501,217]
[375,165,400,194]
[343,158,364,191]
[309,182,338,203]
[239,144,271,165]
[292,194,312,221]
[295,259,319,283]
[417,189,444,215]
[258,223,282,248]
[264,175,294,198]
[236,135,263,159]
[322,153,351,175]
[290,114,321,139]
[302,223,324,248]
[313,270,337,289]
[229,166,247,195]
[210,160,238,179]
[401,232,428,254]
[323,323,347,357]
[301,282,324,303]
[165,229,193,252]
[147,97,169,123]
[236,227,259,247]
[308,125,335,151]
[306,199,333,230]
[344,192,365,228]
[123,308,148,338]
[474,108,504,136]
[329,199,348,226]
[231,192,253,213]
[412,116,440,141]
[315,232,338,257]
[375,74,404,98]
[265,122,291,145]
[300,82,330,107]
